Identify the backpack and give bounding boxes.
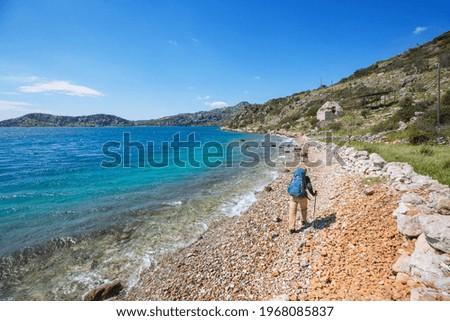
[287,168,306,197]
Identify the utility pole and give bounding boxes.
[437,62,441,129]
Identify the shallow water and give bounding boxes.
[0,126,287,300]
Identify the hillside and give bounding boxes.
[225,31,450,144]
[135,101,249,126]
[0,102,248,127]
[0,113,133,127]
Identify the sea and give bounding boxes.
[0,126,290,300]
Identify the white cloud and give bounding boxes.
[205,101,228,108]
[19,80,104,97]
[197,95,211,101]
[191,38,199,42]
[414,26,427,35]
[253,76,261,80]
[168,40,179,46]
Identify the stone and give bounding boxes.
[419,215,450,254]
[369,153,386,169]
[397,213,423,238]
[392,255,411,274]
[400,193,424,205]
[264,186,273,192]
[434,277,450,292]
[269,294,290,301]
[410,287,439,301]
[355,151,369,159]
[411,175,432,187]
[364,187,374,196]
[437,197,450,215]
[81,280,124,301]
[395,272,410,284]
[392,203,410,218]
[272,216,282,223]
[409,234,447,283]
[300,259,309,268]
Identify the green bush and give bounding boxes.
[408,129,434,145]
[328,121,342,131]
[370,118,399,133]
[309,117,319,127]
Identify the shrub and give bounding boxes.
[360,109,369,118]
[408,129,434,145]
[370,118,399,133]
[328,121,342,131]
[309,117,319,127]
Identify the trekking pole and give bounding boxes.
[313,194,317,227]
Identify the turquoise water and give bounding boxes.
[0,126,284,300]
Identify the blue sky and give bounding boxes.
[0,0,449,121]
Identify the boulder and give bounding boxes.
[392,203,410,218]
[369,153,386,169]
[400,193,424,205]
[419,215,450,254]
[392,255,411,274]
[437,197,450,215]
[355,151,369,159]
[434,277,450,292]
[80,279,124,301]
[409,234,447,284]
[411,175,432,188]
[397,214,423,238]
[410,287,440,301]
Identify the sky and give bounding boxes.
[0,0,449,121]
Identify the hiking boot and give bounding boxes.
[301,221,308,226]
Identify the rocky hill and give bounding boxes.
[0,113,134,127]
[0,102,248,127]
[225,31,450,144]
[135,101,249,126]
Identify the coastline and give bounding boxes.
[118,133,411,301]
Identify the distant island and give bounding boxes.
[0,101,249,127]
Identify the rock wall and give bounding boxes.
[301,137,450,300]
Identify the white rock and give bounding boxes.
[418,215,450,254]
[393,203,410,218]
[410,287,440,301]
[409,234,448,283]
[434,277,450,292]
[392,254,411,274]
[369,153,386,168]
[401,193,424,205]
[436,196,450,215]
[397,214,423,238]
[411,174,432,187]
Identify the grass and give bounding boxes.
[361,177,386,185]
[335,141,450,186]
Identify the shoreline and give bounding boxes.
[119,133,411,300]
[120,132,450,301]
